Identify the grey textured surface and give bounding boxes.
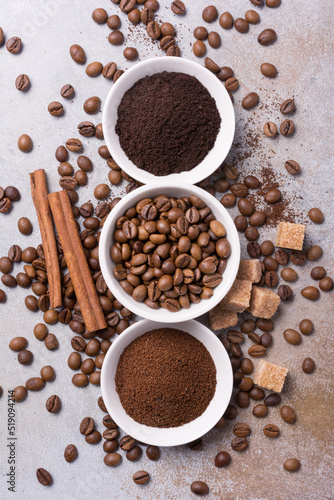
[0,1,334,499]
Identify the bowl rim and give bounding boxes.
[99,181,240,323]
[102,56,235,185]
[100,319,233,447]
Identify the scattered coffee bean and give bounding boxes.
[231,437,248,451]
[85,430,102,444]
[280,98,296,114]
[278,284,293,300]
[283,328,301,346]
[281,267,298,282]
[9,336,28,351]
[46,395,61,413]
[308,207,323,224]
[86,62,103,77]
[0,289,6,303]
[161,22,175,36]
[190,481,209,495]
[60,84,74,98]
[127,445,143,461]
[208,31,221,49]
[194,26,208,40]
[108,30,124,45]
[92,8,108,24]
[146,445,160,460]
[249,387,265,400]
[18,217,32,235]
[283,458,300,472]
[83,96,101,114]
[263,424,280,437]
[233,423,251,437]
[26,377,45,391]
[301,286,320,301]
[263,122,277,138]
[245,10,260,24]
[215,451,231,467]
[133,470,150,485]
[193,40,206,57]
[48,101,64,117]
[260,62,277,78]
[64,444,78,463]
[36,468,52,486]
[124,47,138,60]
[302,357,315,374]
[319,276,333,291]
[6,36,22,54]
[202,5,218,22]
[70,44,86,64]
[40,366,55,382]
[284,159,300,175]
[258,29,277,46]
[14,385,27,402]
[264,393,281,406]
[265,188,281,203]
[104,452,122,467]
[15,74,30,91]
[225,77,239,92]
[219,12,233,29]
[34,323,48,341]
[18,134,33,152]
[280,405,296,424]
[80,417,94,435]
[253,404,268,418]
[299,319,313,335]
[18,349,33,365]
[234,18,249,34]
[242,92,259,110]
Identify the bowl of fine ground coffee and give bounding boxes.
[101,319,233,447]
[99,181,240,323]
[102,57,235,184]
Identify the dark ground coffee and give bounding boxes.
[115,328,217,428]
[115,71,221,176]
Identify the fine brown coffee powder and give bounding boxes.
[115,71,221,176]
[115,328,217,428]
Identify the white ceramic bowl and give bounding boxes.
[101,319,233,447]
[102,57,235,185]
[99,182,240,323]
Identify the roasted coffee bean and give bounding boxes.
[245,227,259,241]
[302,357,315,374]
[260,332,272,348]
[0,289,6,303]
[80,417,95,435]
[0,27,5,47]
[280,119,295,136]
[267,0,281,6]
[36,468,52,486]
[2,273,17,287]
[301,286,319,301]
[225,77,239,92]
[204,57,220,73]
[234,215,248,232]
[46,395,61,413]
[190,481,208,495]
[260,241,274,256]
[217,67,234,83]
[215,451,231,467]
[66,138,82,152]
[264,122,277,137]
[72,373,89,387]
[263,424,280,437]
[64,444,78,463]
[230,182,248,197]
[306,245,322,261]
[319,276,333,291]
[104,452,122,467]
[103,440,119,453]
[238,377,253,392]
[85,430,102,444]
[133,470,150,485]
[231,437,248,452]
[247,241,261,258]
[202,5,218,22]
[248,345,266,357]
[6,36,22,53]
[124,47,138,60]
[103,428,119,441]
[193,40,206,57]
[18,349,33,365]
[208,31,221,48]
[280,99,296,114]
[18,217,32,235]
[283,458,300,472]
[240,358,254,374]
[14,386,27,402]
[0,256,13,273]
[264,271,278,287]
[126,445,143,461]
[147,21,161,38]
[84,96,101,114]
[260,63,277,78]
[238,198,254,216]
[280,405,296,424]
[120,435,136,451]
[245,9,260,24]
[310,266,326,280]
[60,84,74,99]
[290,250,306,266]
[284,159,300,175]
[253,404,268,418]
[224,404,238,420]
[249,387,265,400]
[45,334,59,350]
[5,186,20,201]
[219,12,233,29]
[308,207,323,224]
[249,211,266,226]
[40,366,55,382]
[70,44,86,64]
[48,101,63,117]
[281,267,298,282]
[299,319,313,335]
[265,188,281,204]
[233,423,251,437]
[194,26,208,40]
[258,29,277,46]
[15,73,30,91]
[146,445,160,460]
[248,332,261,344]
[236,391,250,408]
[9,336,28,351]
[264,393,281,407]
[235,18,249,33]
[26,377,45,392]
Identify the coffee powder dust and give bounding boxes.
[115,328,217,428]
[115,72,221,176]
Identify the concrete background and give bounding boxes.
[0,1,333,499]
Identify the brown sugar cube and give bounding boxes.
[275,222,306,251]
[209,305,238,331]
[220,279,252,312]
[237,259,262,283]
[247,285,280,319]
[253,360,288,392]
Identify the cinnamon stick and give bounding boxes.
[30,169,62,309]
[48,190,107,332]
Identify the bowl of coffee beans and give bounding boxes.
[102,56,235,184]
[101,319,233,446]
[99,182,240,323]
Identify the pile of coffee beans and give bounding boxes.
[111,194,231,311]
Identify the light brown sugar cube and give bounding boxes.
[237,259,262,283]
[253,360,288,392]
[209,305,238,331]
[275,222,306,251]
[247,285,280,319]
[221,279,252,312]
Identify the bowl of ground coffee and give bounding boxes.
[99,181,240,323]
[101,319,233,447]
[102,57,235,184]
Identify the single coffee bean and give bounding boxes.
[280,98,296,114]
[120,435,136,451]
[234,215,248,232]
[264,393,281,406]
[85,430,102,444]
[193,40,206,57]
[306,245,322,262]
[265,188,281,203]
[267,0,281,6]
[133,470,150,485]
[146,21,161,38]
[253,404,268,418]
[215,451,231,467]
[80,417,95,435]
[126,445,143,461]
[146,445,160,460]
[161,22,175,36]
[18,217,32,235]
[194,26,208,40]
[249,211,266,226]
[260,63,277,78]
[247,241,260,258]
[14,386,27,402]
[204,57,220,73]
[104,452,122,467]
[36,468,52,486]
[245,10,260,24]
[240,358,254,374]
[278,284,293,301]
[6,36,22,54]
[0,198,11,213]
[0,289,6,303]
[202,5,217,22]
[124,47,138,60]
[190,481,209,495]
[302,357,315,374]
[66,138,82,152]
[17,133,33,152]
[231,437,248,451]
[9,336,27,351]
[219,12,233,29]
[283,458,300,472]
[26,377,45,391]
[264,122,277,137]
[45,334,58,350]
[233,423,251,437]
[60,84,74,98]
[208,31,221,48]
[235,18,249,34]
[217,66,234,82]
[283,328,301,345]
[263,424,280,437]
[275,248,289,265]
[299,319,314,335]
[48,101,63,117]
[319,276,333,291]
[280,405,296,424]
[310,266,326,280]
[46,395,61,413]
[290,251,306,266]
[280,119,295,136]
[224,404,238,420]
[92,7,108,23]
[108,30,125,45]
[0,27,4,46]
[40,366,55,382]
[281,267,298,282]
[84,96,101,114]
[249,387,265,400]
[258,29,277,46]
[15,74,30,91]
[248,345,266,357]
[18,350,33,365]
[284,159,300,175]
[301,286,319,301]
[86,62,103,77]
[70,44,86,64]
[72,373,89,387]
[308,207,323,224]
[225,77,239,92]
[64,444,78,463]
